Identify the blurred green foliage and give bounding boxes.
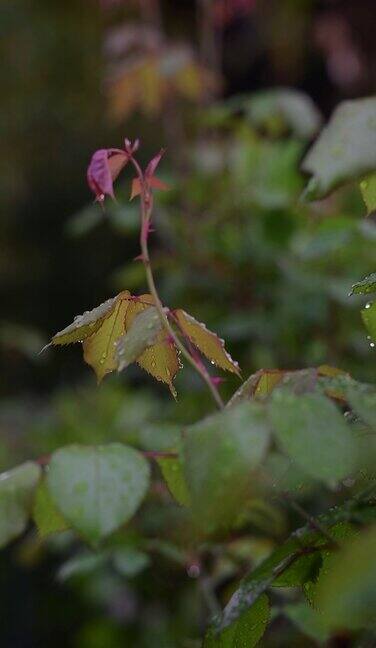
[1,1,376,647]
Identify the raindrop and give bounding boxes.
[370,342,375,348]
[365,302,372,309]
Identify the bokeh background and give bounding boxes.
[1,1,376,646]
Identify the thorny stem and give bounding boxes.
[129,154,224,409]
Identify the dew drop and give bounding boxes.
[370,342,375,348]
[365,302,372,309]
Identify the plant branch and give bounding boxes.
[283,492,338,548]
[129,155,224,409]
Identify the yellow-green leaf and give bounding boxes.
[52,295,118,346]
[116,306,163,371]
[83,292,132,381]
[174,309,240,376]
[360,173,376,215]
[51,292,180,394]
[126,295,180,396]
[157,456,191,507]
[33,480,69,538]
[362,301,376,343]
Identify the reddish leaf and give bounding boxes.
[146,149,165,178]
[87,148,128,201]
[149,176,170,191]
[130,149,169,200]
[130,178,142,200]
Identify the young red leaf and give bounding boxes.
[87,148,128,201]
[149,176,170,191]
[130,178,142,200]
[130,149,169,200]
[145,149,165,178]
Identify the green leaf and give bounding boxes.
[216,508,374,633]
[349,272,376,296]
[157,456,191,507]
[244,88,322,139]
[284,601,329,643]
[362,300,376,342]
[346,383,376,430]
[0,461,41,548]
[301,97,376,200]
[263,452,317,495]
[269,391,356,484]
[47,444,150,544]
[302,522,357,607]
[317,525,376,630]
[204,595,270,647]
[33,480,69,538]
[183,402,271,533]
[112,547,150,577]
[57,551,107,582]
[360,173,376,214]
[115,306,163,371]
[227,370,284,407]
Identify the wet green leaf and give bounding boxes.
[269,391,356,484]
[362,301,376,342]
[183,402,270,533]
[350,273,376,296]
[302,97,376,200]
[47,444,150,544]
